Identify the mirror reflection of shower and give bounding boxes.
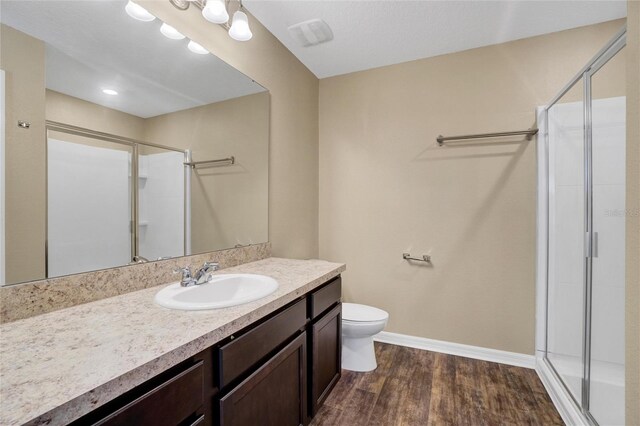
[137,145,187,262]
[47,125,188,277]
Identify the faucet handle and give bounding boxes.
[173,266,192,278]
[174,266,196,287]
[202,261,219,272]
[192,262,219,285]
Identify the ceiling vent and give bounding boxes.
[287,19,333,47]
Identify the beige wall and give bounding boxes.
[626,1,640,424]
[46,89,146,140]
[144,92,269,253]
[0,24,46,284]
[319,20,626,355]
[141,1,319,260]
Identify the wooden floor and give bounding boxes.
[311,343,563,426]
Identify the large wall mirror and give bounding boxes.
[0,1,269,286]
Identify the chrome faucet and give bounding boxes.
[173,262,220,287]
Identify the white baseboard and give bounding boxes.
[373,331,535,369]
[535,355,589,426]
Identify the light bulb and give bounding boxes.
[160,23,185,40]
[202,0,229,24]
[125,1,155,22]
[187,40,209,55]
[228,11,252,42]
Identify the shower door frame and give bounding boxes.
[536,26,626,426]
[45,121,190,271]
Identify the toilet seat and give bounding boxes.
[342,303,388,323]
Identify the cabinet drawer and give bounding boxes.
[219,333,307,426]
[96,361,204,426]
[309,277,341,320]
[218,299,307,389]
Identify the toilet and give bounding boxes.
[341,303,389,372]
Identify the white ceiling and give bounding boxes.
[244,0,627,78]
[0,1,266,118]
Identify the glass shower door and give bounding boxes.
[588,44,626,426]
[544,29,626,425]
[545,79,586,405]
[137,145,186,261]
[47,130,133,276]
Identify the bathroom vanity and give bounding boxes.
[74,276,341,426]
[0,258,345,426]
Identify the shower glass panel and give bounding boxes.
[546,79,586,404]
[47,130,133,277]
[588,47,626,426]
[543,28,626,425]
[137,145,187,261]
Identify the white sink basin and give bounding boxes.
[155,274,279,310]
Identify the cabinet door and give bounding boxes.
[219,333,307,426]
[310,303,341,416]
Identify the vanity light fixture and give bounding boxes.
[228,10,252,41]
[124,1,155,22]
[187,40,209,54]
[125,0,250,56]
[202,0,229,24]
[102,89,119,95]
[169,0,253,42]
[160,23,186,40]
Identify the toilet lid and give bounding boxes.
[342,303,389,322]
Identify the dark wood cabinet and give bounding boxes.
[217,299,306,389]
[72,275,341,426]
[97,361,204,426]
[219,333,307,426]
[309,304,342,417]
[72,360,206,426]
[309,277,341,320]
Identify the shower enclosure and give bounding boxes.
[46,122,189,277]
[537,28,626,425]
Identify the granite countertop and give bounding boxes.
[0,257,345,426]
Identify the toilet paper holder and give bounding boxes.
[402,253,432,263]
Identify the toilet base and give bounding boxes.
[342,335,377,372]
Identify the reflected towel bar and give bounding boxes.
[184,156,235,169]
[437,128,538,146]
